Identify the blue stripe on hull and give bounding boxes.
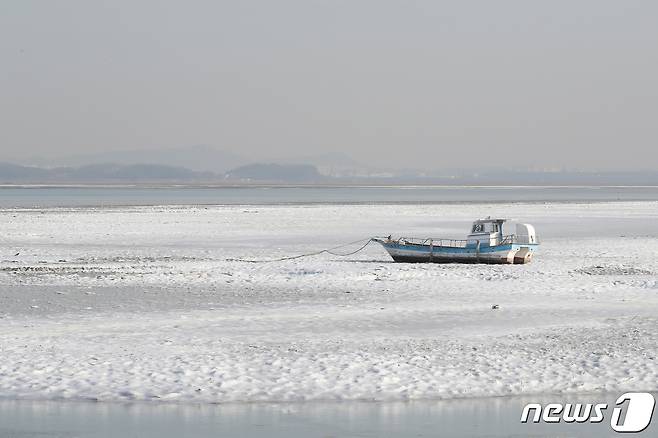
[377,241,538,264]
[390,254,508,264]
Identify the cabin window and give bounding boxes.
[492,224,499,232]
[472,223,484,233]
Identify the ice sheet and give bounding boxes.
[0,202,656,402]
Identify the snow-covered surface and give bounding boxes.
[0,202,657,403]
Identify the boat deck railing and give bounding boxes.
[381,234,523,248]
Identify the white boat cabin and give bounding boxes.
[467,218,506,247]
[466,218,537,247]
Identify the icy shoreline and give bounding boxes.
[0,202,657,403]
[4,392,655,438]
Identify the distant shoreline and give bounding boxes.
[1,185,658,209]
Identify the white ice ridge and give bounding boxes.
[0,201,657,403]
[1,310,656,403]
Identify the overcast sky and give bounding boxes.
[1,1,657,170]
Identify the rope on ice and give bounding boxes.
[227,237,375,263]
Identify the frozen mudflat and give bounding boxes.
[0,202,657,403]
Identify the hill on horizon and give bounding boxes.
[0,162,215,183]
[3,161,658,185]
[224,163,325,183]
[13,145,248,174]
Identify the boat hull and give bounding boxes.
[374,239,538,264]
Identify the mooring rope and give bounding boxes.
[227,237,375,263]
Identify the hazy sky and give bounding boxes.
[1,1,657,170]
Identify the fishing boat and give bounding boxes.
[373,218,538,264]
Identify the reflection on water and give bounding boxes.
[0,393,655,437]
[2,185,658,208]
